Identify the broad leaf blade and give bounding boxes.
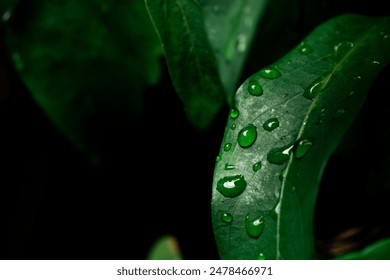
[145,0,225,130]
[2,0,161,163]
[335,238,390,260]
[200,0,269,102]
[212,14,390,260]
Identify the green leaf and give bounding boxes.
[212,14,390,260]
[335,238,390,260]
[200,0,269,102]
[2,0,162,163]
[145,0,225,130]
[147,235,182,260]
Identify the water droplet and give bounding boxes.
[2,10,11,22]
[245,215,265,239]
[231,124,236,130]
[238,124,257,148]
[303,78,326,100]
[262,118,280,132]
[299,42,312,54]
[12,52,24,72]
[294,139,313,158]
[334,109,345,119]
[258,67,281,79]
[230,108,239,119]
[372,60,381,66]
[380,32,390,40]
[224,143,232,152]
[334,41,354,58]
[270,201,281,220]
[217,175,247,198]
[257,252,266,260]
[221,213,233,223]
[247,80,263,96]
[224,163,236,170]
[267,144,293,165]
[252,162,262,172]
[352,75,362,82]
[216,155,222,162]
[348,91,355,97]
[236,34,247,53]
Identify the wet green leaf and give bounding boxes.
[335,238,390,260]
[212,14,390,259]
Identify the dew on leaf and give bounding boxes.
[257,252,266,260]
[231,124,236,130]
[262,118,280,132]
[334,109,346,119]
[221,213,233,223]
[334,41,354,58]
[224,163,236,170]
[299,42,312,54]
[216,175,247,198]
[303,78,326,100]
[224,143,232,152]
[238,124,257,148]
[245,215,265,239]
[267,144,293,165]
[252,162,262,172]
[216,155,222,162]
[247,80,263,96]
[230,107,239,119]
[372,60,381,66]
[236,34,247,53]
[258,67,281,79]
[294,139,313,158]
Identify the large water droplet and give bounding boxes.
[334,41,354,58]
[299,42,312,54]
[257,252,266,260]
[258,67,281,79]
[252,162,262,172]
[230,107,239,119]
[238,124,257,148]
[224,143,232,151]
[224,163,236,170]
[217,175,247,198]
[303,78,326,100]
[245,215,265,239]
[267,144,293,165]
[221,212,233,223]
[262,118,280,132]
[247,80,263,96]
[294,139,313,158]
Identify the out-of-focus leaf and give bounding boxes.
[335,238,390,260]
[2,0,162,163]
[200,0,269,103]
[212,14,390,259]
[147,235,182,260]
[145,0,226,130]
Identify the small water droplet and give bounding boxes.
[236,34,247,53]
[216,155,222,162]
[238,124,257,148]
[224,163,236,170]
[257,252,266,260]
[217,175,247,198]
[380,32,390,40]
[2,10,11,22]
[245,215,265,239]
[294,139,313,158]
[231,124,236,130]
[270,201,281,220]
[334,41,354,58]
[252,162,262,172]
[12,52,25,72]
[258,67,281,79]
[372,60,381,66]
[299,42,312,54]
[224,143,232,152]
[262,118,280,132]
[348,91,355,97]
[221,213,233,223]
[352,75,362,82]
[303,78,326,100]
[247,80,263,96]
[334,109,345,119]
[230,108,239,119]
[267,144,293,165]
